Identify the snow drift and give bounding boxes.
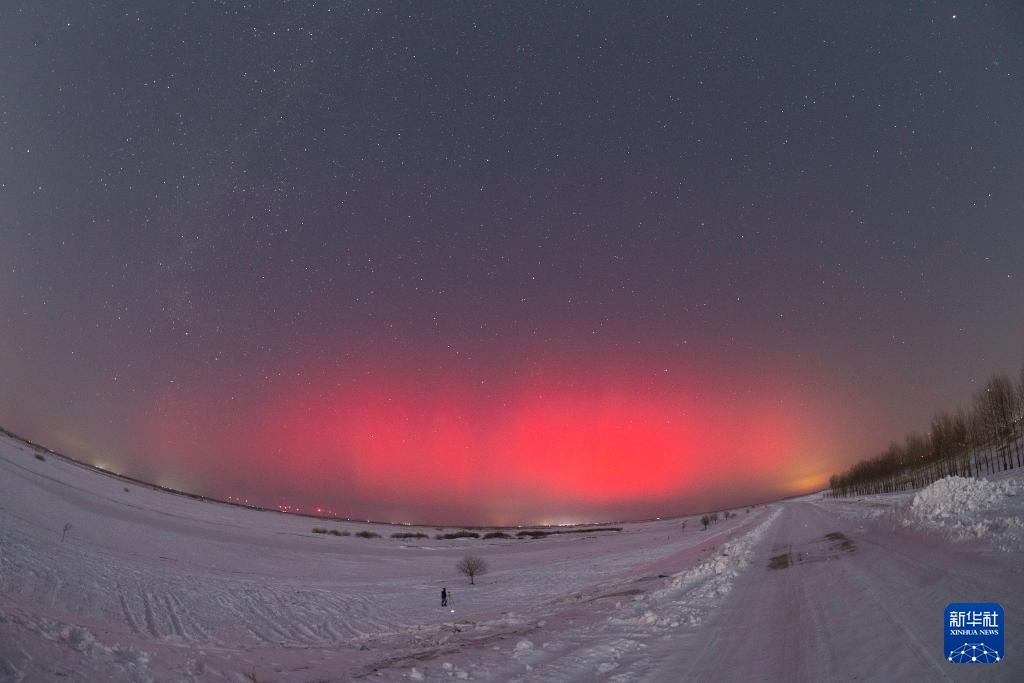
[907,475,1022,549]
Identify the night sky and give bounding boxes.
[2,2,1022,525]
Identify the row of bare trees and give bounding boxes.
[828,366,1024,497]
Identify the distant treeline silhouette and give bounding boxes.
[829,364,1024,497]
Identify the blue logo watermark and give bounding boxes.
[945,603,1003,663]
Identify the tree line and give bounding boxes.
[828,364,1024,498]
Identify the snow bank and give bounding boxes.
[609,507,781,629]
[907,476,1022,550]
[0,606,153,682]
[911,476,1018,518]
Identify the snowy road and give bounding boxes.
[444,499,1023,682]
[648,500,1024,682]
[2,432,1023,681]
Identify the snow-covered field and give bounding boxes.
[1,431,1022,682]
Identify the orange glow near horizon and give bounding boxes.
[784,472,831,495]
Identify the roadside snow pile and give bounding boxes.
[608,507,781,629]
[0,606,153,681]
[907,476,1023,550]
[911,476,1018,518]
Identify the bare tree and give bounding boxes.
[988,374,1023,468]
[968,408,994,475]
[1018,363,1024,463]
[1019,362,1024,416]
[976,375,1019,471]
[945,409,972,478]
[456,555,488,585]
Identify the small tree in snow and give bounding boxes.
[456,555,488,585]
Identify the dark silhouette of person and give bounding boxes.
[441,587,448,607]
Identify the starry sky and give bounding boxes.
[1,2,1022,525]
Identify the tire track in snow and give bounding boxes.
[842,562,951,681]
[141,590,161,638]
[229,587,294,642]
[163,594,187,639]
[168,591,210,641]
[801,574,838,674]
[116,583,142,636]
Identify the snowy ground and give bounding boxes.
[1,432,1022,682]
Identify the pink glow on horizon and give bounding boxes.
[139,359,838,524]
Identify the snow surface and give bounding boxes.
[1,432,1023,681]
[907,476,1023,550]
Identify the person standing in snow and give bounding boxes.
[441,587,448,606]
